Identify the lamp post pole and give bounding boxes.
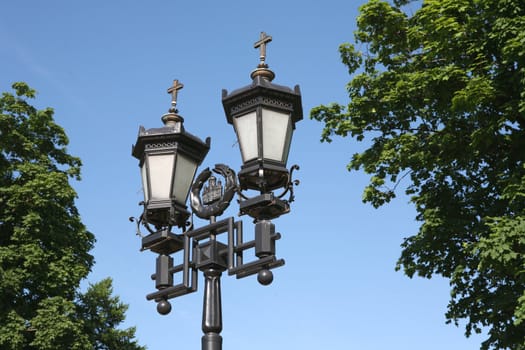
[131,32,302,350]
[202,266,223,350]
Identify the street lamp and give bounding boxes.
[131,32,302,350]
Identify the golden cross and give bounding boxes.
[254,32,272,65]
[167,79,184,109]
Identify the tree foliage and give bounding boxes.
[311,1,525,349]
[77,278,145,350]
[0,82,145,349]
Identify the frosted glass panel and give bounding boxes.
[233,111,258,162]
[141,162,149,202]
[262,109,292,162]
[172,154,197,203]
[148,154,175,200]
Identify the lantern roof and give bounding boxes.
[132,79,210,164]
[221,76,303,125]
[131,125,210,163]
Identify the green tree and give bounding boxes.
[76,278,144,350]
[311,0,525,349]
[0,82,145,350]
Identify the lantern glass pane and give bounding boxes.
[148,153,175,200]
[172,154,198,204]
[262,108,292,163]
[233,111,258,162]
[140,162,149,202]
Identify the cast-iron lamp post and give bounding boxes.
[131,32,302,350]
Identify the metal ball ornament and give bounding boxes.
[157,299,172,315]
[257,269,273,285]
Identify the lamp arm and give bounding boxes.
[236,188,250,200]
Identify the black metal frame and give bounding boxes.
[136,165,297,297]
[133,162,298,350]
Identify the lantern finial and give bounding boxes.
[251,32,275,81]
[162,79,185,129]
[167,79,184,113]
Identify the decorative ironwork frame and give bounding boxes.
[131,32,303,350]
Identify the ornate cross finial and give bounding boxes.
[167,79,184,112]
[254,32,272,66]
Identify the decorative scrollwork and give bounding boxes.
[230,97,293,115]
[236,164,300,203]
[190,164,237,219]
[144,141,177,150]
[129,215,144,238]
[129,201,170,239]
[276,164,300,202]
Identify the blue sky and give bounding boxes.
[1,1,485,349]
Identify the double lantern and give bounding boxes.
[131,34,303,350]
[133,34,302,236]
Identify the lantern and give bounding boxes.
[132,80,210,229]
[222,73,302,192]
